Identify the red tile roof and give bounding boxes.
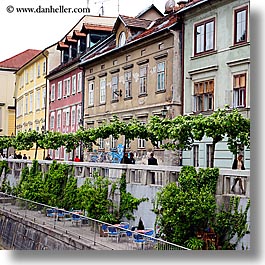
[82,23,113,32]
[0,49,41,70]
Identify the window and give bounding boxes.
[206,144,213,167]
[72,75,76,94]
[42,88,46,109]
[25,70,29,84]
[63,78,71,97]
[111,75,119,101]
[65,109,70,126]
[29,93,33,112]
[125,71,132,98]
[193,145,199,167]
[193,80,214,112]
[36,90,40,110]
[51,84,55,101]
[138,138,146,149]
[71,107,76,126]
[58,81,62,99]
[118,31,126,47]
[88,81,94,106]
[99,138,105,149]
[139,65,147,95]
[110,135,117,149]
[77,105,81,126]
[43,61,46,74]
[57,111,61,129]
[50,113,55,129]
[55,148,60,159]
[233,73,246,108]
[77,72,82,92]
[100,77,106,104]
[234,6,248,45]
[138,122,146,149]
[25,95,28,114]
[157,62,165,92]
[37,63,41,77]
[195,18,215,55]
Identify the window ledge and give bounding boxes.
[155,89,166,94]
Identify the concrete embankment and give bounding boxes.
[0,209,92,250]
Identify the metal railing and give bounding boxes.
[0,192,190,251]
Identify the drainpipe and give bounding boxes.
[78,65,85,161]
[42,50,49,159]
[180,20,185,116]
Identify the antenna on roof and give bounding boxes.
[165,0,176,13]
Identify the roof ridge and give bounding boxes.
[0,49,41,64]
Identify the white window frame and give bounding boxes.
[111,75,119,101]
[88,81,94,106]
[50,112,55,129]
[57,110,61,129]
[36,90,40,110]
[77,72,82,92]
[57,81,62,99]
[157,61,165,92]
[71,107,76,126]
[125,71,132,98]
[51,84,55,101]
[72,75,76,94]
[139,65,147,95]
[29,93,33,112]
[99,77,106,104]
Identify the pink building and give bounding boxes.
[46,15,115,161]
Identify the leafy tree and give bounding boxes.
[154,166,250,249]
[61,174,80,210]
[78,171,116,223]
[0,160,11,192]
[18,160,45,203]
[118,173,148,221]
[213,196,250,250]
[42,161,70,207]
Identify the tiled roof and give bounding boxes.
[82,12,180,64]
[73,30,86,38]
[82,23,113,32]
[65,36,78,43]
[118,15,152,30]
[0,49,41,70]
[132,12,179,41]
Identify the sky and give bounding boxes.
[0,0,166,62]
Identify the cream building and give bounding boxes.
[14,45,60,160]
[80,6,183,165]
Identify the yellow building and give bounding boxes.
[0,49,41,157]
[14,45,60,160]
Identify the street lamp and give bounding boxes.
[161,105,168,118]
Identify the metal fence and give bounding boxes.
[0,192,190,251]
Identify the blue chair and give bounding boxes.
[57,209,65,220]
[119,222,130,237]
[46,208,56,217]
[101,224,109,237]
[133,233,146,249]
[71,213,81,226]
[107,226,120,242]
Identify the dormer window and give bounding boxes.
[118,31,126,47]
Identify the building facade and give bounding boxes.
[47,15,116,161]
[178,0,250,169]
[80,6,183,165]
[0,49,41,157]
[14,45,60,160]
